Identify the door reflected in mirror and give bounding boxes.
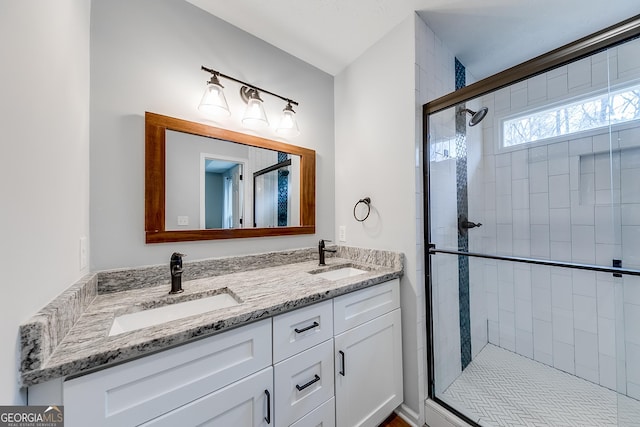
[165,130,301,231]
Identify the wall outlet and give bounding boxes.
[177,216,189,226]
[79,236,88,270]
[338,225,346,242]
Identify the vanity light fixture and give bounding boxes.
[198,72,230,117]
[200,66,300,135]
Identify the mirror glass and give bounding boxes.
[145,112,315,243]
[165,130,301,231]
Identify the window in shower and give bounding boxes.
[502,82,640,148]
[425,30,640,427]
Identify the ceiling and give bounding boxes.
[185,0,638,80]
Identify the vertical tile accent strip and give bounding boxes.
[277,152,288,226]
[455,58,472,370]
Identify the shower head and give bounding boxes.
[461,107,489,126]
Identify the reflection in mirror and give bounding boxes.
[145,112,315,243]
[165,130,301,231]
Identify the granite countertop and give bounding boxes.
[20,246,403,387]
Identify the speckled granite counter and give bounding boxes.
[20,246,403,387]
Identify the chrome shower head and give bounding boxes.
[461,107,489,126]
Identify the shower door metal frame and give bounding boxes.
[422,14,640,427]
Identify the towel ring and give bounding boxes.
[353,197,371,222]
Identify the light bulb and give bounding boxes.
[198,76,230,117]
[242,90,269,129]
[276,102,300,137]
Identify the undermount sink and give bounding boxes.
[313,267,367,281]
[109,292,240,336]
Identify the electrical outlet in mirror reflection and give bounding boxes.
[177,216,189,226]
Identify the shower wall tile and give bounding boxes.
[547,141,569,175]
[597,279,616,319]
[499,309,516,351]
[515,330,534,358]
[573,295,598,333]
[549,175,570,208]
[569,136,594,156]
[511,150,528,179]
[515,298,533,332]
[619,126,640,149]
[624,277,640,305]
[570,191,595,225]
[621,168,640,203]
[548,74,569,99]
[530,193,550,224]
[570,156,580,191]
[513,239,530,257]
[496,225,513,254]
[553,341,575,374]
[621,226,640,267]
[530,224,550,258]
[532,287,552,321]
[598,317,616,357]
[549,208,571,242]
[512,180,529,210]
[571,225,596,263]
[572,270,597,297]
[575,332,599,383]
[495,166,512,195]
[529,145,548,163]
[527,74,547,103]
[529,161,549,193]
[599,354,617,390]
[533,319,553,365]
[512,209,530,240]
[550,241,571,262]
[625,303,640,345]
[496,195,512,224]
[568,57,592,90]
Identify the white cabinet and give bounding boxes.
[333,279,403,427]
[36,278,402,427]
[63,319,272,427]
[140,367,273,427]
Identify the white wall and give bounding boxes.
[0,0,91,404]
[90,0,335,269]
[335,13,428,424]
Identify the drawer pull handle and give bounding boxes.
[294,321,319,333]
[295,374,321,391]
[264,389,271,424]
[339,350,346,376]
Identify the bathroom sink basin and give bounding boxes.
[313,267,367,281]
[109,292,240,336]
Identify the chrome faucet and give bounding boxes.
[169,252,185,294]
[318,239,336,266]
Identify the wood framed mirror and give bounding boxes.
[145,112,315,243]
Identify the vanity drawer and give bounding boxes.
[289,397,335,427]
[274,339,334,427]
[333,278,400,334]
[273,300,333,363]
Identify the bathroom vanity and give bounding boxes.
[21,247,404,427]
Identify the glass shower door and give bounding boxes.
[426,37,640,425]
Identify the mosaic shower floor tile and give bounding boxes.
[442,344,640,426]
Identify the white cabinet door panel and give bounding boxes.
[334,309,403,427]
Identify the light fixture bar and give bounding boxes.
[201,66,298,106]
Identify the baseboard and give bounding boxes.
[424,399,474,427]
[395,403,421,427]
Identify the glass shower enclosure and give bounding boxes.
[425,35,640,426]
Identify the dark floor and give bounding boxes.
[379,412,411,427]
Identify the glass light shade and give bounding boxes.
[276,104,300,137]
[198,83,230,117]
[242,96,269,129]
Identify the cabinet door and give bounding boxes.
[334,309,402,427]
[141,367,274,427]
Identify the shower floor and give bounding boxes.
[441,344,640,427]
